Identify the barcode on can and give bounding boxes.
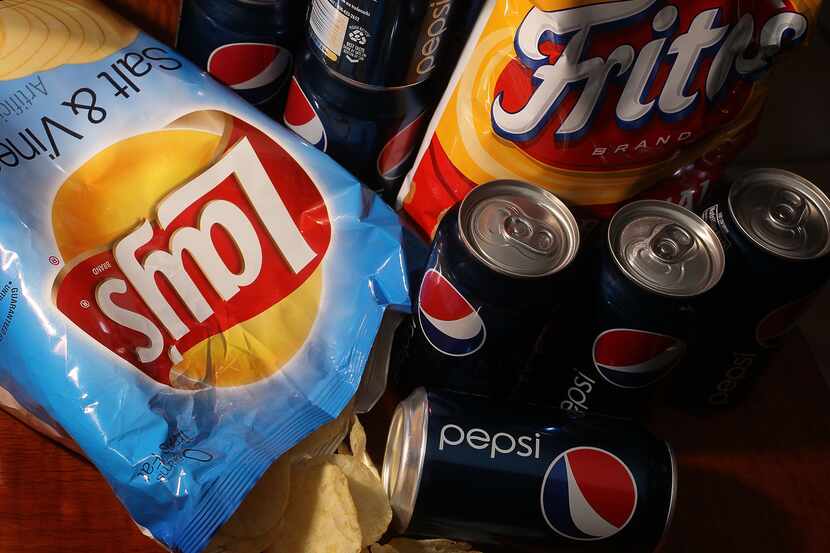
[310,0,348,62]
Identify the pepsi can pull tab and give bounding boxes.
[307,0,455,89]
[397,180,580,397]
[177,0,305,111]
[383,388,677,550]
[674,169,830,408]
[545,201,725,417]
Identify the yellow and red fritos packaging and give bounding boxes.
[401,0,824,235]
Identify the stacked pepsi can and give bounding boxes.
[177,0,306,113]
[383,170,830,551]
[393,171,830,413]
[178,0,474,200]
[176,2,830,552]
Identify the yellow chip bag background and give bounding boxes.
[0,0,137,81]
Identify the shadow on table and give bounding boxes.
[659,466,805,553]
[650,333,830,454]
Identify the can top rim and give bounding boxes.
[608,200,725,297]
[382,387,428,534]
[458,180,580,278]
[728,168,830,261]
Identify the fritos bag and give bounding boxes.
[0,2,409,552]
[401,0,823,234]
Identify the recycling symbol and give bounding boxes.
[348,28,367,45]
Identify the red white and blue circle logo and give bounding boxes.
[593,329,685,389]
[377,112,426,182]
[418,268,486,357]
[541,447,637,541]
[207,43,291,105]
[284,76,328,151]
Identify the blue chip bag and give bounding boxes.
[0,2,409,551]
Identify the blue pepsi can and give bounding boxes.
[382,388,677,550]
[306,0,456,89]
[439,0,485,78]
[395,181,580,398]
[177,0,305,111]
[540,201,725,417]
[283,47,429,196]
[673,169,830,408]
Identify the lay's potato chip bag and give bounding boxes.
[401,0,823,235]
[0,1,409,552]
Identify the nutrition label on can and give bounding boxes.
[309,0,349,62]
[309,0,450,87]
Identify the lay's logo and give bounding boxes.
[52,112,331,388]
[492,0,807,168]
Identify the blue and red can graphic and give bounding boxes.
[282,48,429,194]
[593,329,686,389]
[541,447,638,541]
[284,76,328,149]
[207,42,293,105]
[417,268,486,357]
[387,388,676,551]
[177,0,303,110]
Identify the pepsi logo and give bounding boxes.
[207,43,291,105]
[593,329,685,389]
[284,76,327,151]
[418,268,485,357]
[377,112,426,182]
[541,447,637,541]
[755,295,813,347]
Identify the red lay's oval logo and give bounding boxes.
[52,111,331,389]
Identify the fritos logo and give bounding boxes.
[492,0,807,169]
[52,111,331,388]
[401,0,818,236]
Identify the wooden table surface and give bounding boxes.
[0,331,828,553]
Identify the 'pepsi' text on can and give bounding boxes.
[395,180,580,398]
[542,201,725,417]
[307,0,456,89]
[283,48,429,197]
[383,388,677,550]
[674,169,830,408]
[177,0,305,112]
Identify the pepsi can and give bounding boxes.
[283,48,429,196]
[674,169,830,408]
[396,180,580,398]
[437,0,485,83]
[306,0,456,89]
[177,0,305,112]
[542,201,725,417]
[382,388,677,550]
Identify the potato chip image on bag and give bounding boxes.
[0,2,409,552]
